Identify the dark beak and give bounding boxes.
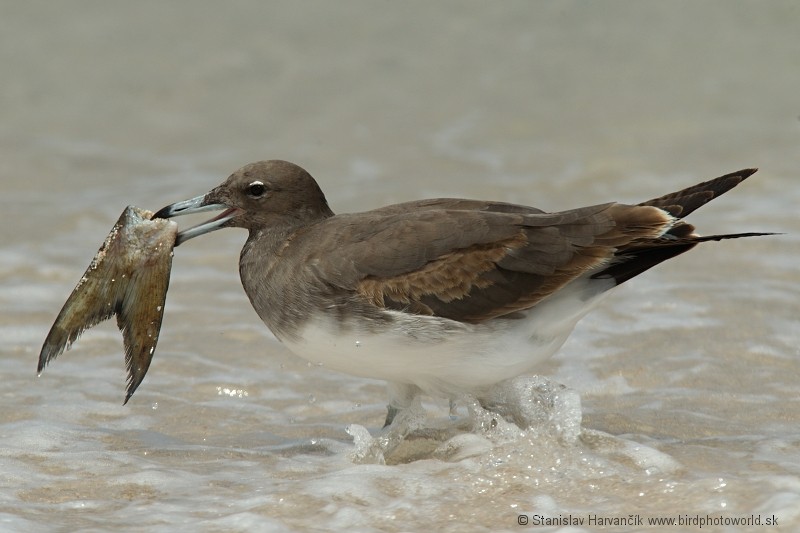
[153,195,241,246]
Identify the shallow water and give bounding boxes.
[2,1,799,531]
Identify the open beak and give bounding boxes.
[153,195,241,246]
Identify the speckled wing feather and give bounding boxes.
[38,206,177,403]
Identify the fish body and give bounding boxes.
[38,206,177,403]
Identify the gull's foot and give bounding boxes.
[383,382,422,428]
[383,405,399,428]
[363,377,583,464]
[351,394,427,464]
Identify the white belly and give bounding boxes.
[279,276,615,397]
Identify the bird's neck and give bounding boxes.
[237,216,329,340]
[240,219,305,270]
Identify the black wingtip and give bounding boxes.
[719,167,758,179]
[694,231,781,242]
[640,167,762,219]
[741,167,758,177]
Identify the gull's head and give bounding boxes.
[154,160,333,245]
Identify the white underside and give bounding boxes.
[281,275,616,399]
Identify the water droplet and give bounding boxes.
[308,394,316,404]
[151,402,158,410]
[355,340,361,348]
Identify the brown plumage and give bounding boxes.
[347,202,673,323]
[152,161,771,423]
[156,162,765,337]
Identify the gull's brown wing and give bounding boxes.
[307,168,763,323]
[307,201,674,323]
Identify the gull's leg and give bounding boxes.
[351,383,425,464]
[383,382,421,428]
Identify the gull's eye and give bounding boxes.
[247,181,267,198]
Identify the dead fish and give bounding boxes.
[38,206,178,403]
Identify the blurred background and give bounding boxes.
[1,1,798,531]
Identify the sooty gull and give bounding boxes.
[154,161,769,427]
